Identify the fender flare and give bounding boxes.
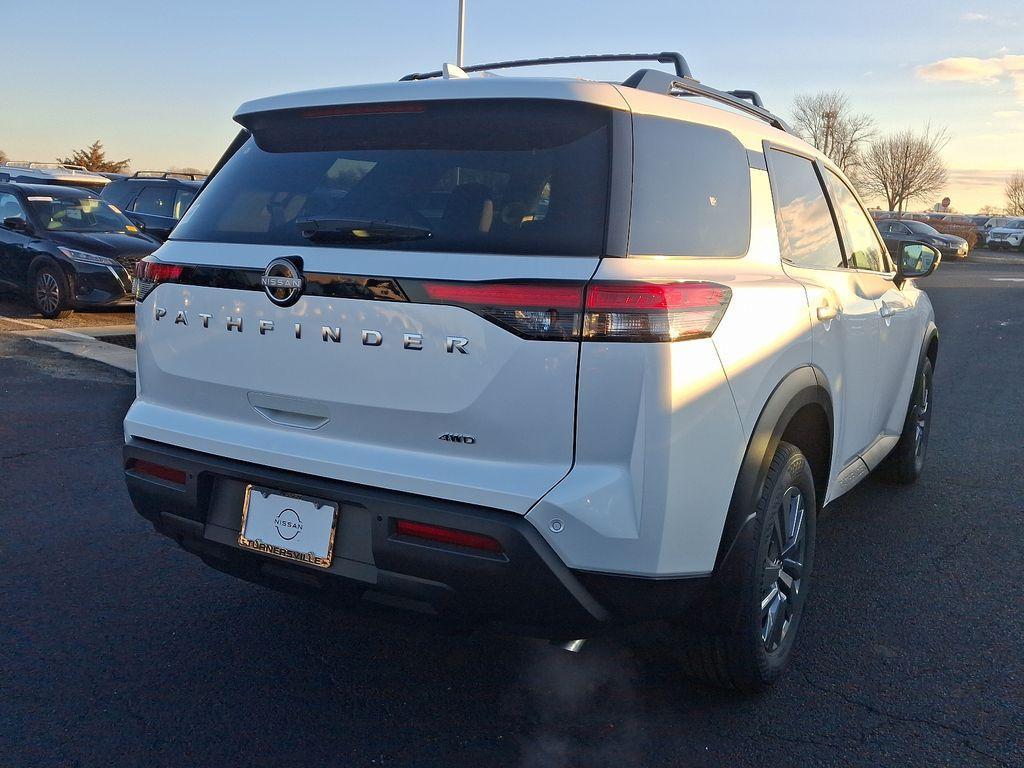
[712,366,833,585]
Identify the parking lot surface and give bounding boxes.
[1,261,1022,767]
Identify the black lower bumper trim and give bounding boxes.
[124,438,710,637]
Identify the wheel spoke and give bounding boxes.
[781,556,803,582]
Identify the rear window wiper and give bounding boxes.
[296,217,432,243]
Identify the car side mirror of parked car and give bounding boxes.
[128,216,147,232]
[895,241,940,284]
[3,216,31,232]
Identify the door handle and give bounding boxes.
[817,304,839,322]
[879,303,896,319]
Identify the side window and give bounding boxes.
[628,116,752,257]
[767,149,843,269]
[172,189,196,220]
[823,170,887,272]
[132,185,176,217]
[0,192,27,223]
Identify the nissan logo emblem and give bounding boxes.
[261,258,304,307]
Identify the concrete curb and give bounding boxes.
[12,327,136,374]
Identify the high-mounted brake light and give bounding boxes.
[134,259,185,302]
[405,280,585,341]
[394,519,504,554]
[584,281,732,342]
[301,103,427,119]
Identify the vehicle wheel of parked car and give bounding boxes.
[886,358,933,485]
[32,263,73,319]
[673,442,817,691]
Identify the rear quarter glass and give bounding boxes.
[172,99,612,257]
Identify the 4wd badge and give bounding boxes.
[438,433,476,445]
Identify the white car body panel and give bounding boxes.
[125,74,939,579]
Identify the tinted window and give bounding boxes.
[173,188,196,220]
[0,192,27,222]
[905,221,939,236]
[173,100,611,256]
[100,181,137,210]
[768,149,843,269]
[824,169,886,271]
[628,116,751,256]
[133,185,176,217]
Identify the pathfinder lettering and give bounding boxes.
[154,307,468,353]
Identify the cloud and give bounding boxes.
[917,54,1024,101]
[960,11,989,21]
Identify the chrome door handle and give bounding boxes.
[879,303,896,319]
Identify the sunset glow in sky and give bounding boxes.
[3,0,1022,213]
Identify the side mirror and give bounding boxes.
[127,216,147,232]
[2,216,30,233]
[895,241,940,282]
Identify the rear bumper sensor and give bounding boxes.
[123,437,711,637]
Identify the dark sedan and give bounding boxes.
[876,219,969,260]
[0,182,159,318]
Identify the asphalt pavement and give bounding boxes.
[1,261,1021,768]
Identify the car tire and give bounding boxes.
[666,442,817,691]
[32,263,73,319]
[886,357,933,485]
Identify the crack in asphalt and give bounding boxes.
[797,674,1014,767]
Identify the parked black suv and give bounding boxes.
[0,182,159,318]
[100,172,204,241]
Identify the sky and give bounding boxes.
[3,0,1022,212]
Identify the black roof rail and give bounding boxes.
[131,170,206,181]
[621,69,791,133]
[400,52,691,81]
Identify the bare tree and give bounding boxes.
[0,148,6,165]
[978,204,1005,216]
[790,91,875,179]
[1006,171,1024,216]
[859,125,949,212]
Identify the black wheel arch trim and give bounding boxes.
[712,366,833,584]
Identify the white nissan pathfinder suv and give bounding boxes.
[123,53,940,690]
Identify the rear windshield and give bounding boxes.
[172,99,612,256]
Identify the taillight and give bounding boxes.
[134,258,185,302]
[583,281,732,342]
[394,519,504,554]
[406,280,585,340]
[403,279,730,342]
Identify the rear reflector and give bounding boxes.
[584,281,732,342]
[129,459,187,485]
[395,519,504,554]
[134,259,185,302]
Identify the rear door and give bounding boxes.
[822,169,920,444]
[766,147,882,481]
[0,191,33,288]
[130,185,177,240]
[126,99,622,513]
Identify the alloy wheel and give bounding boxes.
[35,271,61,315]
[761,486,807,653]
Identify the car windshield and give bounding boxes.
[27,193,135,233]
[905,220,940,236]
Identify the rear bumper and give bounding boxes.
[123,438,710,638]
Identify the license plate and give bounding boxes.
[238,485,338,568]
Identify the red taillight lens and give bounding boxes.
[128,459,187,485]
[584,281,731,342]
[394,519,504,554]
[409,280,585,340]
[134,259,184,302]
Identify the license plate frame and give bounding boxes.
[238,485,339,569]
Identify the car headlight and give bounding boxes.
[58,247,119,266]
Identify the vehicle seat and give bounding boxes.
[441,183,493,235]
